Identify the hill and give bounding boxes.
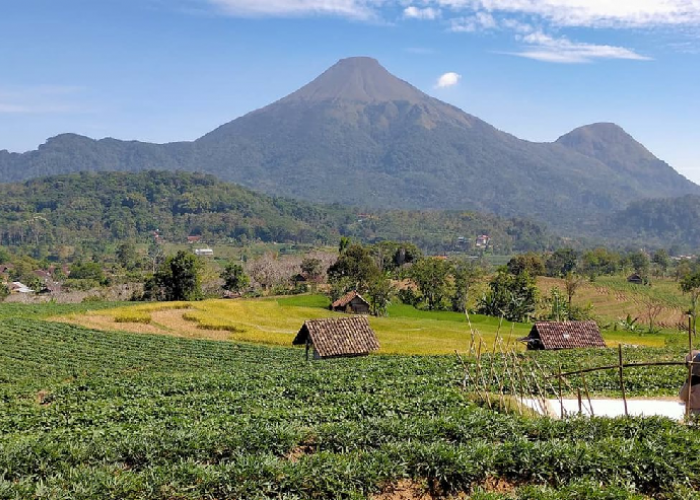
[1,57,697,232]
[603,194,700,250]
[0,171,553,257]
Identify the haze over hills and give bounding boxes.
[0,57,697,232]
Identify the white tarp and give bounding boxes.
[522,398,687,419]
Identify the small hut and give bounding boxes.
[330,291,370,315]
[627,273,644,285]
[519,321,606,351]
[293,317,380,360]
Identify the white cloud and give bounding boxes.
[450,11,496,32]
[435,0,700,28]
[206,0,384,19]
[510,31,652,63]
[403,5,440,20]
[435,72,462,88]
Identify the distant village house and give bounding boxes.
[330,291,370,315]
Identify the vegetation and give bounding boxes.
[0,171,554,263]
[0,316,699,499]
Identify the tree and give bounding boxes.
[0,282,8,302]
[681,271,700,336]
[563,272,586,320]
[366,276,394,316]
[117,241,140,271]
[327,244,379,294]
[410,258,452,311]
[627,251,650,277]
[652,249,670,275]
[477,270,538,323]
[69,261,105,283]
[152,251,204,301]
[507,253,545,277]
[300,257,323,279]
[451,261,483,313]
[220,263,250,294]
[545,248,578,277]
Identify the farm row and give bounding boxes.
[1,318,700,498]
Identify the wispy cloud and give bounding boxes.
[449,11,496,32]
[434,0,700,29]
[435,72,461,88]
[0,85,86,115]
[206,0,384,19]
[403,5,440,20]
[508,31,652,63]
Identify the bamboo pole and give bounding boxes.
[577,388,583,416]
[558,364,564,418]
[687,318,693,419]
[581,373,594,417]
[618,344,628,417]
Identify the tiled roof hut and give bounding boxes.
[293,317,380,360]
[519,321,606,350]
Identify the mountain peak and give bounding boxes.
[556,122,654,160]
[281,56,427,104]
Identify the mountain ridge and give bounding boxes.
[1,57,697,233]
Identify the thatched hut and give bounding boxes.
[330,291,370,315]
[293,317,379,360]
[519,321,606,350]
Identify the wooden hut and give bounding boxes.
[330,291,370,315]
[627,273,644,285]
[519,321,606,351]
[293,317,380,360]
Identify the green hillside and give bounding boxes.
[1,58,697,233]
[0,171,553,257]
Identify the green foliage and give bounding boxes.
[300,257,323,279]
[220,263,250,294]
[0,172,553,260]
[478,269,539,322]
[507,252,545,277]
[0,282,8,301]
[146,251,204,301]
[410,258,453,311]
[327,243,379,294]
[1,318,700,498]
[365,276,394,316]
[69,261,105,282]
[545,248,578,278]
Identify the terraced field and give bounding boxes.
[59,294,667,354]
[2,316,700,498]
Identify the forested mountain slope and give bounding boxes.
[1,58,697,232]
[0,171,554,257]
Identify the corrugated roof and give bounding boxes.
[522,321,606,350]
[293,317,379,358]
[331,290,369,309]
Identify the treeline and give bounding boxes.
[0,171,554,262]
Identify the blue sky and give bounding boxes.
[2,0,700,182]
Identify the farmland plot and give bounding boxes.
[2,318,700,498]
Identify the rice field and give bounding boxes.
[59,294,668,354]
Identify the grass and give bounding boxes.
[58,294,669,354]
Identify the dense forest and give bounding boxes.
[0,171,555,262]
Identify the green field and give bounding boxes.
[2,316,700,499]
[59,294,669,354]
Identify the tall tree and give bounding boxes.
[220,263,250,294]
[477,269,539,323]
[681,271,700,336]
[327,244,379,294]
[563,272,586,320]
[153,251,204,301]
[410,258,453,311]
[545,248,578,278]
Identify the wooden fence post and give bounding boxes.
[687,321,693,419]
[618,344,628,417]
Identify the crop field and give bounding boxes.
[58,294,667,354]
[3,316,700,499]
[537,276,689,332]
